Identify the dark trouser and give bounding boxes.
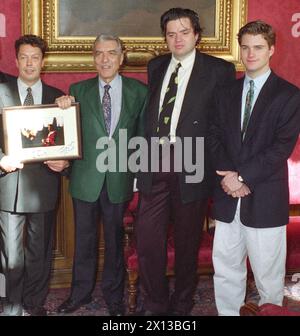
[136,171,207,314]
[0,211,55,311]
[70,185,127,307]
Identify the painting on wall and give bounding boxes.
[22,0,247,72]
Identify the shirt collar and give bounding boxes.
[99,74,121,90]
[17,78,42,91]
[171,49,196,70]
[244,69,271,91]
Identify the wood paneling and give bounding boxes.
[49,177,104,288]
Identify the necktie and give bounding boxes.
[157,62,181,140]
[241,79,254,139]
[102,84,111,135]
[24,87,34,106]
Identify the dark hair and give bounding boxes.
[160,7,203,44]
[15,34,47,58]
[238,20,276,48]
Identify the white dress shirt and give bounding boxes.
[241,69,271,129]
[159,49,196,142]
[99,74,122,138]
[17,78,42,105]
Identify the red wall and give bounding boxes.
[0,0,300,92]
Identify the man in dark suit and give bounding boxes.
[0,35,69,316]
[135,7,235,315]
[209,20,300,315]
[55,34,147,316]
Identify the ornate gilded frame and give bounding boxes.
[22,0,247,72]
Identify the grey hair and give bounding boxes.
[93,34,124,53]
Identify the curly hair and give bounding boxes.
[15,34,47,58]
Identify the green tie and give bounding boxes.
[242,79,254,140]
[157,62,181,140]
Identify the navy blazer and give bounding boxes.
[137,51,236,203]
[209,71,300,228]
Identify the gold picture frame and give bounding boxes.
[22,0,247,72]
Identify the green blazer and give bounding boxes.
[69,75,147,203]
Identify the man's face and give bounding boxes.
[16,44,44,86]
[93,40,124,83]
[165,17,198,61]
[240,33,274,78]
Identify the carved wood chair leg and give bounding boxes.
[127,270,138,313]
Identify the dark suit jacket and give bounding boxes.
[137,51,236,203]
[209,71,300,228]
[0,71,15,83]
[0,78,64,212]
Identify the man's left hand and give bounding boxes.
[44,160,70,172]
[217,170,243,194]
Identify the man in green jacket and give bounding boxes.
[56,34,147,316]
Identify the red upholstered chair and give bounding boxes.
[123,192,139,253]
[286,136,300,273]
[240,302,300,316]
[124,194,214,313]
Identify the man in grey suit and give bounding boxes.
[0,35,69,316]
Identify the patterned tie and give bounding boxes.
[102,84,111,135]
[24,87,34,105]
[157,62,181,140]
[241,79,254,140]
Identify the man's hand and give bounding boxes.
[217,170,242,194]
[55,95,75,109]
[0,155,24,173]
[231,184,251,198]
[44,160,70,172]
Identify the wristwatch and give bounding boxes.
[238,175,244,183]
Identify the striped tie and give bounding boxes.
[157,62,181,141]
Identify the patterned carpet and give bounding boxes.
[44,275,218,316]
[1,274,300,316]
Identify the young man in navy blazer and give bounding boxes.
[209,20,300,315]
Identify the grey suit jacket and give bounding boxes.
[0,79,64,212]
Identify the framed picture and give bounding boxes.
[1,103,82,163]
[22,0,247,72]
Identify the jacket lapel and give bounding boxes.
[228,79,244,152]
[0,79,21,106]
[148,58,170,135]
[85,76,107,134]
[176,52,208,129]
[111,76,132,138]
[243,72,276,143]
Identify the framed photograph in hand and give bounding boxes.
[1,103,82,163]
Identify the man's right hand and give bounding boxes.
[55,95,75,109]
[0,156,24,173]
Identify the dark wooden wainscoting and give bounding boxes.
[49,178,104,288]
